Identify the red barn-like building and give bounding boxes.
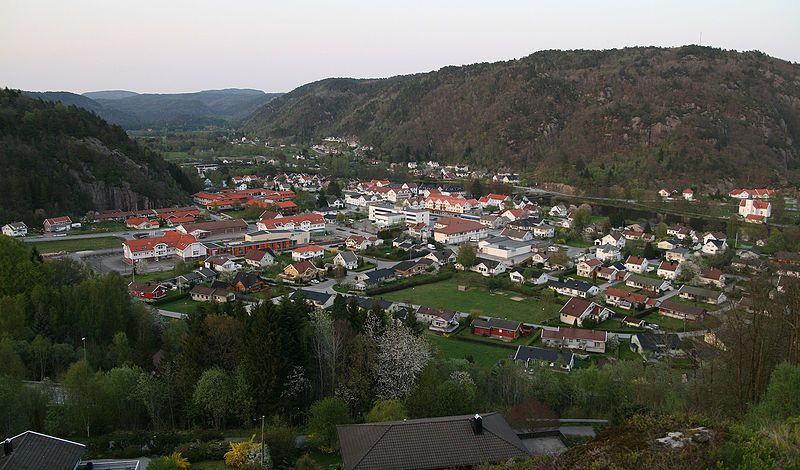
[472,317,522,340]
[128,282,167,301]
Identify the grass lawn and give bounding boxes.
[133,266,195,283]
[162,151,193,162]
[564,238,593,248]
[31,236,124,253]
[380,278,561,324]
[669,294,724,312]
[352,262,376,272]
[641,312,719,332]
[157,297,199,314]
[595,318,645,332]
[425,333,512,368]
[73,221,128,233]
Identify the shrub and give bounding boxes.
[174,440,228,462]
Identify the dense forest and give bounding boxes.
[0,89,200,225]
[245,46,800,190]
[1,236,799,468]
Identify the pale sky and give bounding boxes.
[2,0,798,94]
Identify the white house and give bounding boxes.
[433,218,488,244]
[470,257,507,277]
[549,204,569,218]
[595,244,622,262]
[1,222,27,237]
[682,188,695,201]
[594,232,626,248]
[657,261,680,280]
[291,245,325,261]
[532,225,555,238]
[205,256,239,273]
[624,256,648,274]
[559,297,613,327]
[333,251,359,270]
[738,199,771,223]
[702,240,728,255]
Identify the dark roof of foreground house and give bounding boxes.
[337,412,529,470]
[0,431,85,470]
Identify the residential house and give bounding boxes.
[425,249,456,265]
[204,255,238,273]
[0,430,87,470]
[595,244,623,262]
[282,260,320,282]
[596,266,621,282]
[576,259,602,278]
[682,188,694,201]
[1,222,27,237]
[625,274,671,294]
[559,297,612,327]
[702,232,727,245]
[657,239,683,251]
[336,413,530,470]
[125,217,160,230]
[667,225,692,240]
[176,271,203,289]
[354,268,395,289]
[511,346,575,372]
[702,239,728,255]
[624,255,648,274]
[470,257,507,277]
[509,269,548,285]
[549,204,569,217]
[433,218,488,244]
[393,258,434,277]
[541,327,608,353]
[232,271,265,292]
[190,286,234,303]
[43,216,72,232]
[501,208,527,222]
[472,317,522,340]
[665,247,690,263]
[345,235,381,251]
[739,199,772,221]
[679,285,726,304]
[729,188,776,200]
[333,251,359,270]
[506,217,545,231]
[631,333,684,358]
[700,268,726,288]
[499,228,533,241]
[605,287,657,310]
[622,316,645,328]
[659,300,706,321]
[244,248,276,268]
[127,282,167,301]
[291,244,325,261]
[657,261,680,280]
[288,289,334,309]
[548,279,600,299]
[407,222,431,239]
[532,224,555,238]
[594,232,626,248]
[416,306,459,333]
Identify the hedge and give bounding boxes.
[365,271,454,296]
[151,291,190,306]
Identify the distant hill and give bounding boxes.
[24,88,282,130]
[0,89,199,225]
[83,90,140,100]
[244,46,800,190]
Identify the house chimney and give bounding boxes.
[471,414,483,435]
[3,438,12,456]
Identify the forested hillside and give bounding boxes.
[245,46,800,190]
[25,88,282,130]
[0,89,198,225]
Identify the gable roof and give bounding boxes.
[633,333,681,352]
[289,289,333,305]
[336,412,529,470]
[0,431,85,470]
[336,251,359,263]
[472,317,521,331]
[287,260,317,274]
[245,248,276,262]
[512,345,574,365]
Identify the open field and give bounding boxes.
[32,236,124,253]
[425,333,512,367]
[380,278,561,324]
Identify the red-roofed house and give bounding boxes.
[625,255,648,274]
[559,297,612,327]
[657,261,680,280]
[682,188,694,201]
[478,193,510,209]
[126,217,160,230]
[276,200,299,215]
[739,199,771,221]
[128,282,167,301]
[291,244,325,261]
[44,216,73,232]
[122,230,206,264]
[281,260,320,282]
[700,268,726,289]
[257,213,326,232]
[433,218,488,244]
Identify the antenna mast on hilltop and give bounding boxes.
[699,32,703,46]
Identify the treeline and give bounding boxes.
[0,89,200,225]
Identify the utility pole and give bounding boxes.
[81,337,86,361]
[261,415,265,467]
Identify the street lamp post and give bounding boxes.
[261,415,265,467]
[81,337,86,361]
